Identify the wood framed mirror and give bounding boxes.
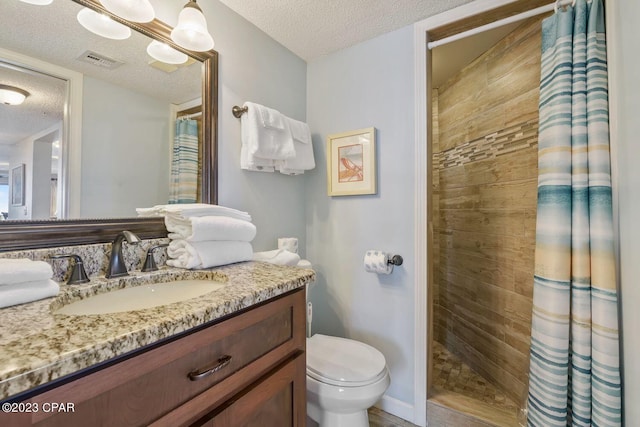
[0,0,218,251]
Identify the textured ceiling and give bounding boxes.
[217,0,475,61]
[0,0,201,146]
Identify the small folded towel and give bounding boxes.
[137,204,252,222]
[0,259,53,286]
[252,249,301,267]
[0,279,60,308]
[167,240,253,269]
[240,144,275,172]
[276,117,315,175]
[167,216,257,242]
[241,102,295,163]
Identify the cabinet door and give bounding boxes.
[198,353,306,427]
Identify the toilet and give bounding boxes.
[306,334,390,427]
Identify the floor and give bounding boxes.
[368,407,418,427]
[429,341,521,427]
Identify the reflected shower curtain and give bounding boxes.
[169,118,199,204]
[526,0,621,426]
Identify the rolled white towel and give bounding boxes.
[137,204,252,222]
[0,279,59,308]
[252,249,301,267]
[166,216,257,243]
[167,240,253,269]
[0,259,53,286]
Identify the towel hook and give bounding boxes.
[554,0,576,13]
[232,105,248,118]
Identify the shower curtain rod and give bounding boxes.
[178,111,202,120]
[427,0,574,50]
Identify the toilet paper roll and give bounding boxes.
[278,237,298,254]
[364,250,393,275]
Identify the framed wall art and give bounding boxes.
[326,127,376,196]
[11,164,25,206]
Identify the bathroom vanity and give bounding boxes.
[0,262,313,426]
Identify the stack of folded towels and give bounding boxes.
[0,259,59,309]
[240,101,315,175]
[137,204,256,269]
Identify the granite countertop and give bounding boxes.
[0,261,314,400]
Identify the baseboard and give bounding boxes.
[375,394,415,424]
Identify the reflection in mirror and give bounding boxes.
[0,0,203,221]
[0,61,66,221]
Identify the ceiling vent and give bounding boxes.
[76,51,123,69]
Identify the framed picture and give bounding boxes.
[11,164,25,206]
[327,127,376,196]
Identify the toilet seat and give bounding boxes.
[307,334,387,387]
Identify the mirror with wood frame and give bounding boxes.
[0,0,218,251]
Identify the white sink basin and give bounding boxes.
[55,279,226,315]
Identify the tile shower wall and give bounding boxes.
[432,16,543,401]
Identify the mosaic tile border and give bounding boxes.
[436,119,539,169]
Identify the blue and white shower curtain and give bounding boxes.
[526,0,621,425]
[169,118,199,204]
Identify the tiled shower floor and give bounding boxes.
[430,341,520,426]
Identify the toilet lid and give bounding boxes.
[307,334,386,386]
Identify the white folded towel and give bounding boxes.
[137,204,252,222]
[240,144,275,172]
[166,216,257,242]
[0,279,59,308]
[241,102,295,166]
[0,259,53,286]
[167,240,253,269]
[252,249,301,267]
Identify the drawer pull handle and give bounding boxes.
[188,355,232,381]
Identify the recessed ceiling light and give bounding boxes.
[0,84,30,106]
[77,7,131,40]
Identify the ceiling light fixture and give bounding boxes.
[171,0,214,52]
[100,0,155,23]
[77,7,131,40]
[18,0,54,5]
[0,84,30,106]
[146,40,189,65]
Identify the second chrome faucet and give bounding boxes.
[106,230,141,279]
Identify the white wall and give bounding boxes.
[206,2,309,253]
[80,76,171,218]
[306,26,416,415]
[609,0,640,423]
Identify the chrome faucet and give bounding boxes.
[106,230,141,279]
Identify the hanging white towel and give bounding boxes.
[167,216,257,242]
[0,259,53,286]
[167,240,253,269]
[252,249,301,267]
[240,144,276,172]
[277,117,315,175]
[241,102,295,164]
[0,279,59,308]
[137,204,252,222]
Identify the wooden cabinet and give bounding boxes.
[1,289,306,427]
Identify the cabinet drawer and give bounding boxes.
[20,290,305,427]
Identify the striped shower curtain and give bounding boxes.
[169,118,199,204]
[526,0,621,426]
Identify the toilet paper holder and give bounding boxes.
[388,255,403,266]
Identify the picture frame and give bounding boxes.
[11,164,25,206]
[326,127,376,196]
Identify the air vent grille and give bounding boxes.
[76,51,123,69]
